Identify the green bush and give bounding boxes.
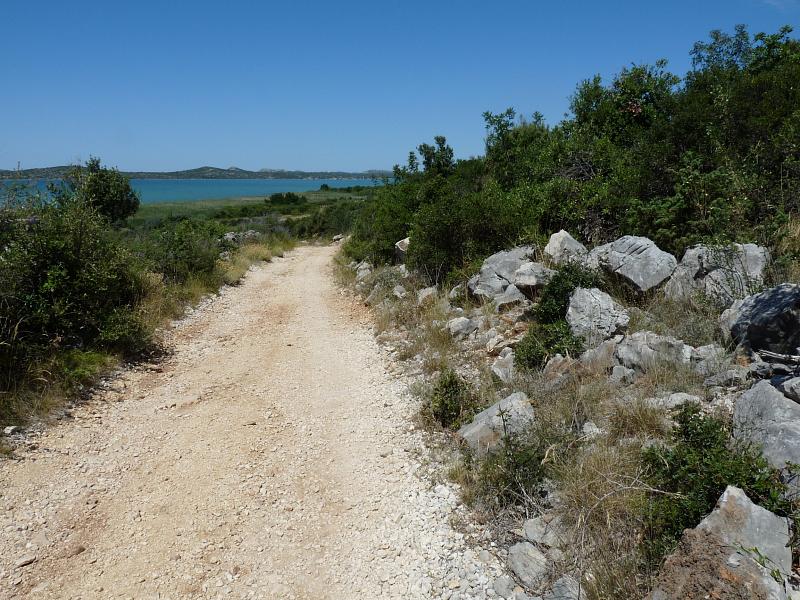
[143,218,224,282]
[292,200,361,238]
[52,157,140,223]
[642,402,797,565]
[429,369,475,429]
[534,263,602,324]
[514,320,584,371]
[0,196,148,401]
[345,26,800,278]
[470,432,548,506]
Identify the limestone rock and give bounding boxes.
[355,261,372,282]
[447,317,478,340]
[491,347,516,384]
[394,237,410,263]
[417,286,437,306]
[566,287,629,345]
[727,284,800,354]
[614,331,692,372]
[514,262,556,293]
[648,486,791,600]
[593,236,677,292]
[544,230,587,265]
[495,284,530,312]
[734,380,800,476]
[456,392,534,457]
[665,243,770,307]
[469,246,536,300]
[780,377,800,403]
[507,541,549,590]
[578,335,623,371]
[544,576,581,600]
[523,515,565,548]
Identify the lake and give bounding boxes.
[1,178,381,204]
[131,178,380,203]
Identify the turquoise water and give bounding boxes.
[130,178,380,203]
[1,178,380,204]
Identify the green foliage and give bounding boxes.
[534,263,602,324]
[0,195,147,402]
[346,25,800,275]
[429,369,475,429]
[53,157,140,222]
[291,199,361,237]
[470,432,549,506]
[141,218,224,283]
[642,402,797,565]
[514,320,584,371]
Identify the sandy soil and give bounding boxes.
[0,246,501,600]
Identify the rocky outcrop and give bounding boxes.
[725,284,800,354]
[355,261,373,282]
[648,486,791,600]
[491,347,515,384]
[665,243,770,307]
[456,392,534,457]
[494,284,529,312]
[566,287,629,345]
[468,246,536,300]
[734,380,800,475]
[447,317,478,340]
[513,262,555,294]
[614,331,725,376]
[590,236,677,292]
[506,541,549,590]
[544,230,587,265]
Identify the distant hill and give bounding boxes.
[0,165,391,180]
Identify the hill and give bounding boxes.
[0,165,390,180]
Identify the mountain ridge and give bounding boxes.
[0,165,390,180]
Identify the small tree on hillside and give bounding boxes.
[54,157,140,222]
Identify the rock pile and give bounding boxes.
[354,231,800,599]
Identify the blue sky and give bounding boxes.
[2,0,798,172]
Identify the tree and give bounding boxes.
[55,157,140,222]
[417,136,455,177]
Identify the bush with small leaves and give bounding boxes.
[514,321,584,371]
[533,263,603,324]
[642,402,798,566]
[429,369,475,429]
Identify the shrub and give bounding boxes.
[642,402,797,565]
[467,431,549,508]
[53,157,140,222]
[0,198,146,361]
[515,320,584,371]
[429,369,475,429]
[533,263,602,324]
[0,196,150,422]
[143,218,224,282]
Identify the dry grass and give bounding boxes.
[608,398,669,443]
[555,441,653,599]
[630,359,706,398]
[626,295,724,348]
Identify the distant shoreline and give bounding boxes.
[0,165,390,181]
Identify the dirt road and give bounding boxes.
[0,246,502,600]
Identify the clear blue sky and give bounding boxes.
[2,0,798,172]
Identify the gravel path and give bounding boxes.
[0,245,505,600]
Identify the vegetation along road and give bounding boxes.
[0,246,501,599]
